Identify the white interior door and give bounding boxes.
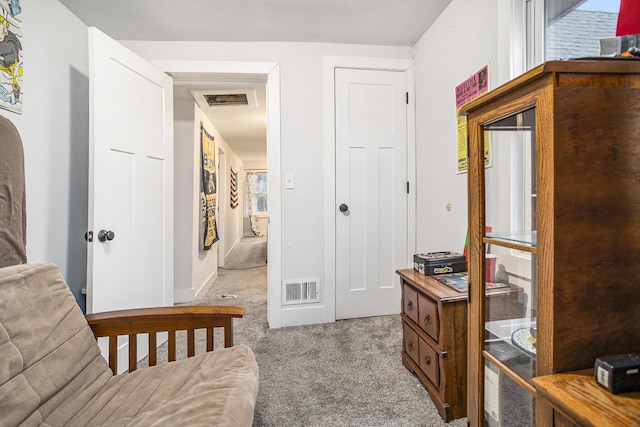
[87,27,174,372]
[335,68,407,320]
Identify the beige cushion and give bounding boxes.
[0,263,259,427]
[0,116,27,268]
[0,263,112,426]
[64,344,258,427]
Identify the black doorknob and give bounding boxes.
[339,204,349,213]
[98,230,115,242]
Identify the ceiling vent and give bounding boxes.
[204,93,249,106]
[190,89,258,109]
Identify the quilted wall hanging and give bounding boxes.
[230,168,238,209]
[200,123,219,250]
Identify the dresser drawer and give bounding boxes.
[419,337,440,387]
[403,284,419,324]
[398,269,468,422]
[418,293,439,341]
[403,322,420,365]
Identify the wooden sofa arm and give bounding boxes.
[86,305,245,374]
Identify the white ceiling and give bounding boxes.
[59,0,452,162]
[174,79,268,163]
[59,0,451,45]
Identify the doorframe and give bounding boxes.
[322,56,416,322]
[218,149,227,267]
[153,60,283,328]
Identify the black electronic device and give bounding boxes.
[595,353,640,394]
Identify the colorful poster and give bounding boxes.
[200,124,219,250]
[0,0,22,114]
[457,115,468,173]
[456,65,490,173]
[455,65,489,108]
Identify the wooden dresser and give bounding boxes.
[397,268,522,422]
[533,371,640,427]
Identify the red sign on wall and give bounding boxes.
[455,65,489,108]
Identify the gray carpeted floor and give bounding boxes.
[183,237,468,426]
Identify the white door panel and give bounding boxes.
[87,27,173,372]
[335,68,407,320]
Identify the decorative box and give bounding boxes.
[413,251,466,276]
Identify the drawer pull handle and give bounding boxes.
[407,300,413,311]
[425,356,431,365]
[407,341,413,351]
[424,314,430,325]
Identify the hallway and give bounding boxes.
[202,236,269,330]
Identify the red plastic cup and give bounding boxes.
[485,254,497,283]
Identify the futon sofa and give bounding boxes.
[0,263,259,427]
[0,115,259,426]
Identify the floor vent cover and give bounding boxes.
[282,279,320,305]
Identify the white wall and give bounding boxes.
[190,106,219,299]
[222,151,243,258]
[123,41,413,325]
[2,0,89,310]
[174,97,244,303]
[413,0,512,255]
[243,160,267,170]
[10,0,515,323]
[173,96,197,302]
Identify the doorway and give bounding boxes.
[334,67,408,320]
[217,150,227,267]
[154,60,283,328]
[323,56,416,322]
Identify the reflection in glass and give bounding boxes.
[484,359,535,427]
[482,107,537,424]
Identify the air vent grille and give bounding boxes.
[282,279,320,305]
[204,93,248,106]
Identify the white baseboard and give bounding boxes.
[195,269,218,300]
[174,268,219,304]
[174,288,194,304]
[281,304,332,327]
[225,238,240,259]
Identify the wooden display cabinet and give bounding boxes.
[461,59,640,427]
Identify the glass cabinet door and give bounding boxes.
[481,107,536,427]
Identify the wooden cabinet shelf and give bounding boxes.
[533,371,640,427]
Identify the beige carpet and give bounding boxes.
[157,237,468,426]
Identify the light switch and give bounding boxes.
[285,173,295,189]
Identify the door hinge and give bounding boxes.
[406,92,409,104]
[407,182,410,194]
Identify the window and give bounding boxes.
[545,0,620,60]
[246,171,268,215]
[514,0,620,75]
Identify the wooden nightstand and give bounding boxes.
[396,268,522,422]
